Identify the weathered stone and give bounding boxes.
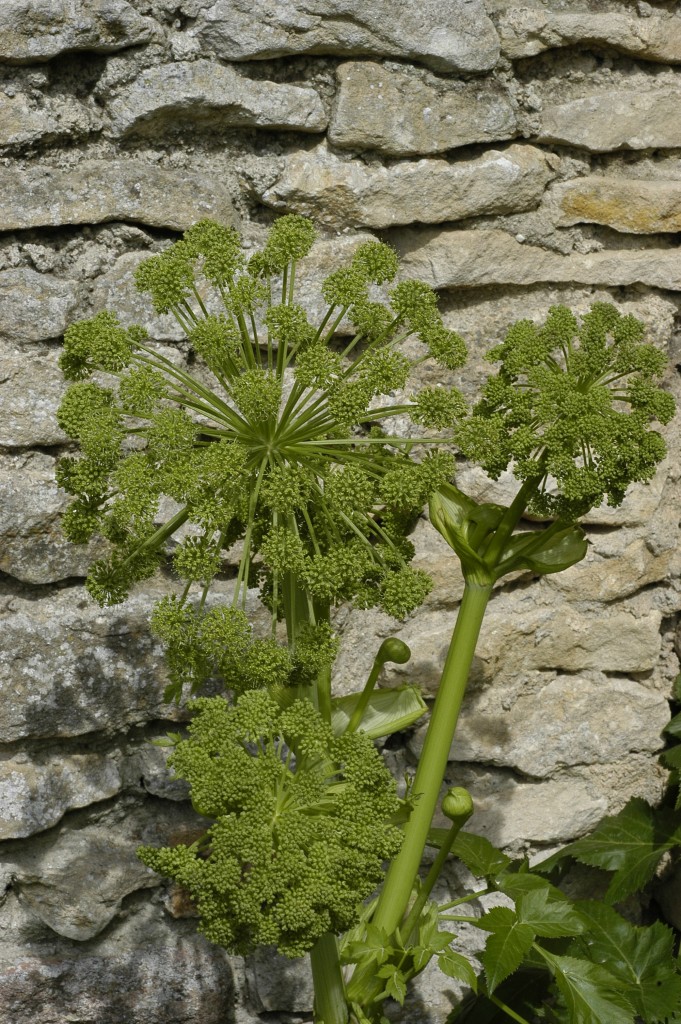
[0,268,80,342]
[0,161,239,233]
[107,60,328,139]
[556,177,681,234]
[389,593,662,694]
[0,92,96,149]
[538,89,681,151]
[418,675,670,778]
[3,802,201,941]
[0,577,270,741]
[545,537,678,603]
[498,10,681,63]
[0,900,234,1024]
[259,142,556,229]
[0,752,121,840]
[0,347,68,447]
[0,451,109,584]
[396,228,681,291]
[89,251,187,342]
[329,61,517,155]
[192,0,500,73]
[245,947,313,1013]
[450,765,609,846]
[0,0,157,63]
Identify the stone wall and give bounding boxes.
[1,1,680,1021]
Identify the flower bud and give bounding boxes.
[442,787,474,825]
[377,638,411,666]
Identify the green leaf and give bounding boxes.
[663,744,681,769]
[376,963,407,1004]
[330,684,426,739]
[517,888,585,938]
[665,710,681,738]
[428,484,501,581]
[344,923,395,967]
[438,950,478,991]
[446,830,511,879]
[539,952,636,1024]
[478,907,536,993]
[497,524,588,577]
[570,901,681,1023]
[496,870,570,902]
[535,797,681,902]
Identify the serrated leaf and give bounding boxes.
[438,950,478,991]
[539,953,636,1024]
[376,963,407,1004]
[478,907,535,993]
[497,870,570,902]
[448,830,511,879]
[330,684,426,738]
[665,711,681,738]
[344,923,395,967]
[663,744,681,769]
[410,945,432,973]
[517,888,585,938]
[540,798,681,903]
[570,901,681,1023]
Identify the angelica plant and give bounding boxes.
[55,211,675,1024]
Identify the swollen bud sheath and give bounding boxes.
[377,637,411,666]
[442,787,474,826]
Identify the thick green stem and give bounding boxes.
[346,581,492,1002]
[310,932,348,1024]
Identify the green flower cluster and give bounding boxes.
[456,303,675,518]
[138,690,404,957]
[56,214,468,698]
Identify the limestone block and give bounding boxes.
[556,177,681,233]
[192,0,500,73]
[538,89,681,151]
[259,142,556,229]
[3,801,204,940]
[396,228,681,291]
[0,578,270,741]
[0,451,109,584]
[0,901,234,1024]
[0,160,240,233]
[0,0,157,63]
[107,60,328,138]
[498,10,681,63]
[0,347,68,447]
[90,251,187,342]
[544,537,678,603]
[0,92,96,148]
[245,947,314,1013]
[390,593,662,692]
[449,765,608,846]
[429,674,670,778]
[0,268,80,342]
[0,752,122,840]
[329,61,517,155]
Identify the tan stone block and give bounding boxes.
[259,141,556,229]
[557,177,681,234]
[329,61,516,155]
[538,89,681,152]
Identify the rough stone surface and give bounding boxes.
[498,10,681,63]
[538,89,681,151]
[329,61,517,155]
[107,60,328,139]
[556,176,681,233]
[0,92,96,149]
[0,752,122,840]
[0,268,80,342]
[0,451,109,584]
[192,0,500,72]
[0,347,69,447]
[396,227,681,291]
[0,0,158,63]
[245,948,314,1013]
[0,161,239,233]
[259,142,556,228]
[431,675,669,778]
[0,578,270,741]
